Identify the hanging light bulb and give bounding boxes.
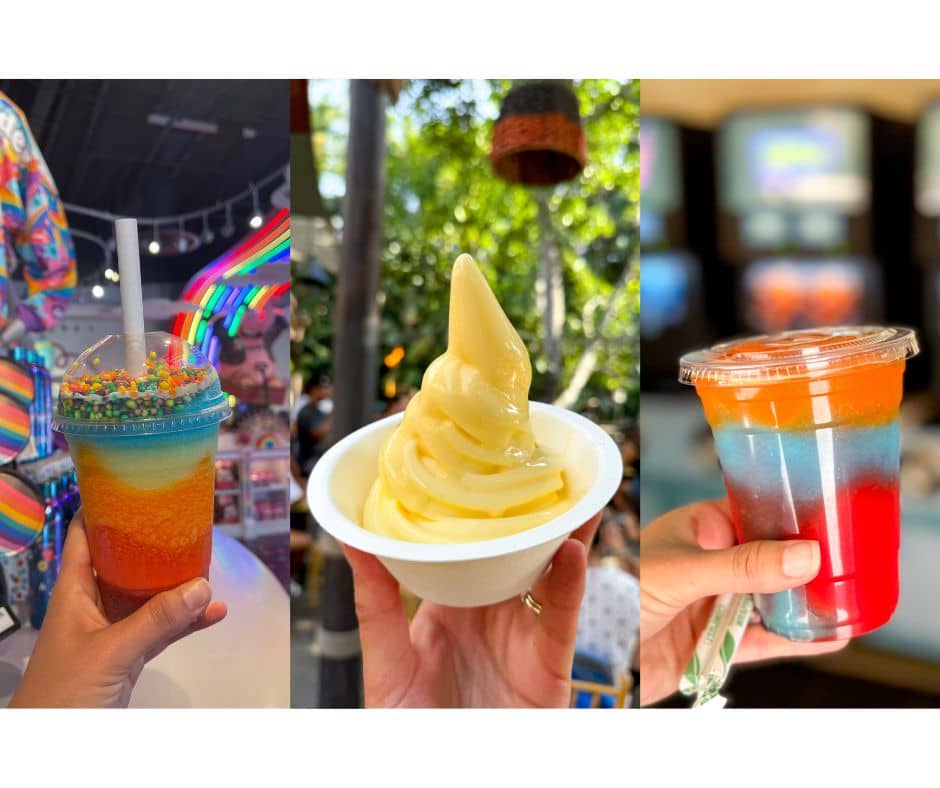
[221,202,235,238]
[104,248,119,282]
[202,211,215,245]
[91,284,105,299]
[177,218,187,253]
[249,185,263,229]
[148,223,161,255]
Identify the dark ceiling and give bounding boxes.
[0,79,288,285]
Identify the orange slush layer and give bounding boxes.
[76,447,215,591]
[696,360,905,431]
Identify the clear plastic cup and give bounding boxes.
[53,332,230,621]
[679,326,919,641]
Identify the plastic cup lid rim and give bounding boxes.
[679,325,920,386]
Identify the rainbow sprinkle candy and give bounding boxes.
[58,354,212,423]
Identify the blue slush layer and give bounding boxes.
[757,589,877,642]
[713,419,900,501]
[66,423,218,451]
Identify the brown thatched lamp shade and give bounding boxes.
[490,81,586,186]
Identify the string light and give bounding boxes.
[59,164,285,259]
[149,223,161,255]
[249,185,263,229]
[221,202,235,238]
[177,217,187,253]
[91,284,104,299]
[202,211,214,245]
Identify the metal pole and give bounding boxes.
[318,80,387,708]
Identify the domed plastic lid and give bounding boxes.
[54,332,231,436]
[679,326,919,386]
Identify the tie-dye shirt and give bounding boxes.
[0,92,76,332]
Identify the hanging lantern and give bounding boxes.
[490,80,586,186]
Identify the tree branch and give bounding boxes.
[553,250,638,411]
[291,78,329,218]
[535,192,565,400]
[583,84,627,125]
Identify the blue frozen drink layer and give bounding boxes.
[713,420,901,503]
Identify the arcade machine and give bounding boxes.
[639,118,727,522]
[639,117,716,391]
[878,101,940,667]
[915,101,940,405]
[715,106,915,349]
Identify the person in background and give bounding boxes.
[381,387,417,419]
[575,513,640,689]
[293,375,333,477]
[0,92,76,345]
[615,423,640,513]
[605,424,641,560]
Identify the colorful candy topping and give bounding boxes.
[58,354,212,422]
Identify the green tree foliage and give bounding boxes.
[294,79,639,422]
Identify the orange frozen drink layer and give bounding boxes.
[55,333,230,621]
[70,437,216,616]
[363,254,573,543]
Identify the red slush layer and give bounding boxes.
[97,573,209,623]
[726,477,900,636]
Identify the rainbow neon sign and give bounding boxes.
[172,208,290,365]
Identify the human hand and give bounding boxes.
[640,499,848,706]
[342,514,601,708]
[9,512,227,708]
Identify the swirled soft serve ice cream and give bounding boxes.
[363,254,574,543]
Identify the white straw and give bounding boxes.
[115,218,146,373]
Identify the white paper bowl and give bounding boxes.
[307,401,623,607]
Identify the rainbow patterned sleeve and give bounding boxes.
[0,93,76,332]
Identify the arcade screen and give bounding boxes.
[640,119,680,246]
[741,257,879,333]
[916,103,940,217]
[719,108,870,215]
[640,252,699,339]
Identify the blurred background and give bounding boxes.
[641,79,940,707]
[291,79,639,707]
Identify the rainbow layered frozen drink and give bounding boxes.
[680,327,918,641]
[54,332,230,620]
